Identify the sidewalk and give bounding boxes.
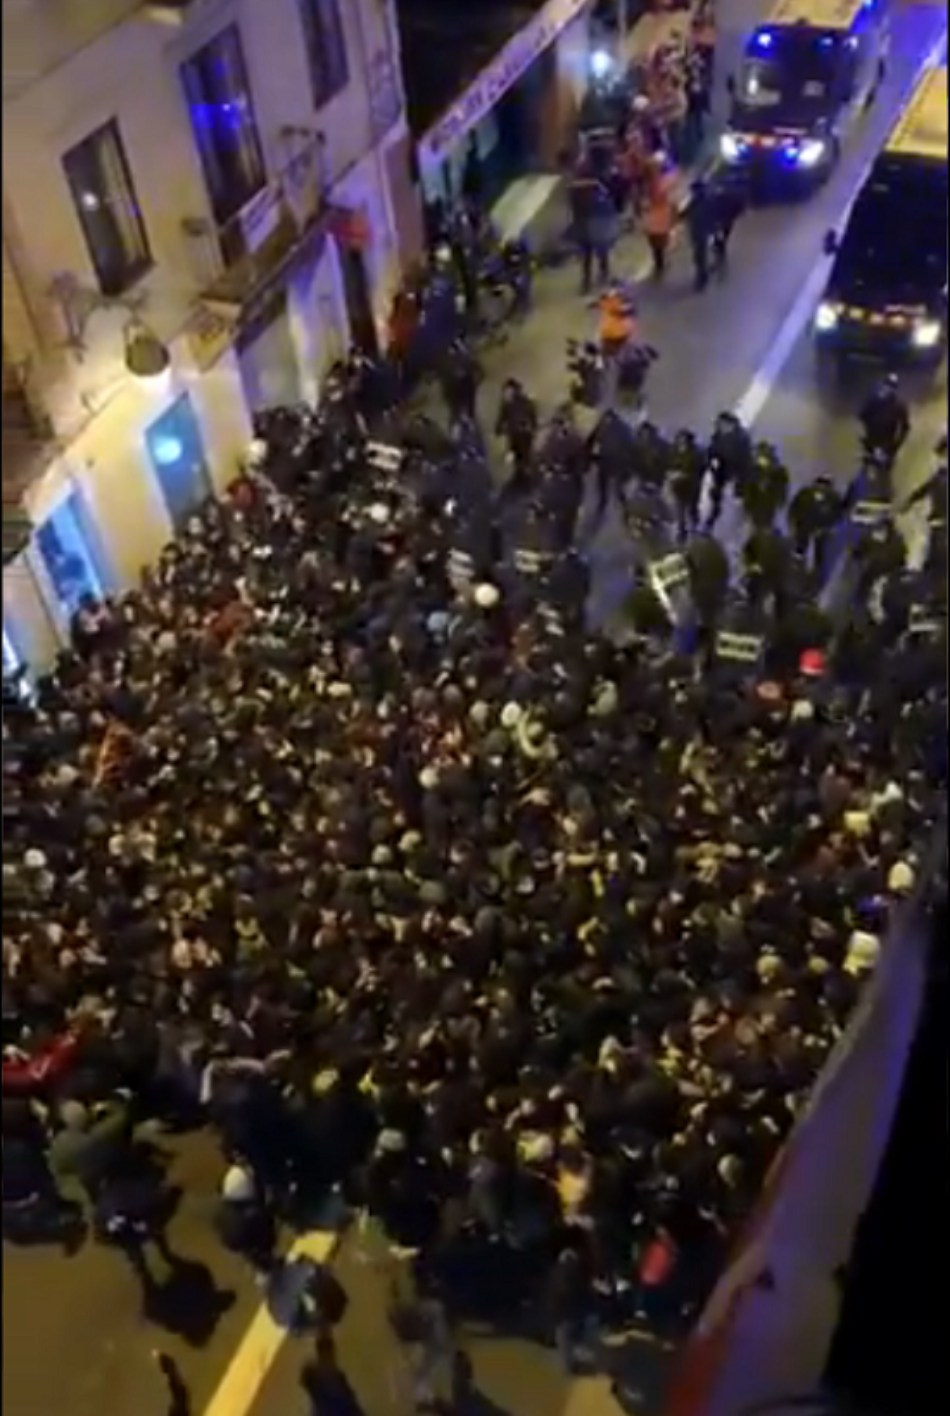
[490,4,708,254]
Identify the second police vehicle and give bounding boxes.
[721,0,890,189]
[815,64,948,364]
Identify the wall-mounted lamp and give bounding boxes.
[124,318,171,382]
[47,273,172,383]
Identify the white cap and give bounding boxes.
[368,502,391,525]
[887,861,915,894]
[756,950,781,982]
[377,1128,407,1155]
[845,930,881,977]
[246,438,268,468]
[222,1164,256,1202]
[500,702,523,729]
[24,849,47,870]
[473,582,501,609]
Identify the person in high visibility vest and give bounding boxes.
[598,285,638,356]
[641,157,676,278]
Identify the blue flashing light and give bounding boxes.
[755,29,773,48]
[819,35,835,47]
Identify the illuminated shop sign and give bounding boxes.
[418,0,590,170]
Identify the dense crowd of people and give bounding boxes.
[2,327,946,1382]
[3,4,947,1397]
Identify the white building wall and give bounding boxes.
[2,0,417,670]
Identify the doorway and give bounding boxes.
[35,490,111,622]
[236,292,303,413]
[145,393,212,532]
[338,239,378,357]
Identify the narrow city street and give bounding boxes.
[2,3,946,1416]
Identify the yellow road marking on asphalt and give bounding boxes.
[200,1230,337,1416]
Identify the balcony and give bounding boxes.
[2,357,52,563]
[183,132,333,325]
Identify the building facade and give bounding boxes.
[398,0,596,216]
[2,0,421,673]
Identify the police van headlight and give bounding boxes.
[720,132,745,162]
[911,319,941,349]
[814,301,839,333]
[796,139,826,168]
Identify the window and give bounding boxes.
[62,120,151,296]
[181,25,265,229]
[299,0,349,109]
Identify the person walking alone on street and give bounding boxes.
[598,286,639,410]
[686,178,715,292]
[709,173,748,278]
[642,156,676,279]
[572,164,620,295]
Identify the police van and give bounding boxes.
[721,0,890,188]
[815,65,948,364]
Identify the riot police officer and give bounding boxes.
[669,429,706,543]
[853,515,905,601]
[588,409,635,526]
[879,566,916,646]
[705,411,753,529]
[859,374,910,464]
[686,532,730,638]
[787,473,843,576]
[738,442,790,531]
[496,379,539,499]
[439,338,484,425]
[742,525,792,615]
[629,420,670,494]
[623,567,673,640]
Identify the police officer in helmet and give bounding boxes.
[859,373,910,464]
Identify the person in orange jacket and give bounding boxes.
[641,157,676,278]
[598,286,638,358]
